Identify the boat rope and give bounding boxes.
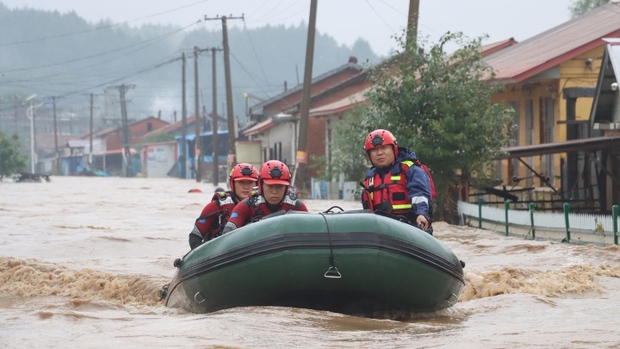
[322,205,344,214]
[319,213,342,279]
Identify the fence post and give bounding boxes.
[563,202,571,243]
[505,200,510,236]
[529,202,536,240]
[613,205,619,245]
[478,197,484,229]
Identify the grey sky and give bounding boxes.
[1,0,573,56]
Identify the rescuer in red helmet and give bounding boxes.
[360,129,434,234]
[221,160,308,234]
[188,163,259,250]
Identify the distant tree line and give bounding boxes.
[0,3,381,132]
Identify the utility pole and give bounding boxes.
[108,84,135,177]
[121,85,134,177]
[296,0,318,191]
[89,93,95,164]
[52,96,59,174]
[13,96,18,135]
[181,52,187,179]
[211,47,223,186]
[407,0,420,49]
[194,46,210,183]
[32,100,37,172]
[25,95,36,173]
[205,14,244,170]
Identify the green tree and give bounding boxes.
[313,105,372,182]
[332,32,513,223]
[0,131,27,180]
[569,0,610,18]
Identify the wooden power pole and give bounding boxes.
[205,14,243,171]
[89,93,94,164]
[296,0,318,191]
[181,52,187,179]
[407,0,420,49]
[52,96,59,174]
[194,46,209,183]
[211,47,223,186]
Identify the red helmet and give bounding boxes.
[259,160,291,188]
[228,163,258,190]
[365,129,398,158]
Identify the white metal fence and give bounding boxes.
[458,201,619,245]
[458,201,616,231]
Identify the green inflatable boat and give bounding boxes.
[162,208,465,317]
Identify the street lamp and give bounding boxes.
[25,94,37,174]
[24,94,52,174]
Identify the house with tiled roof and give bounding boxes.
[138,112,229,179]
[65,116,169,175]
[243,57,367,182]
[294,3,620,209]
[303,39,519,197]
[248,57,364,122]
[489,2,620,213]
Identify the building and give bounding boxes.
[488,3,620,213]
[65,116,169,176]
[244,57,366,186]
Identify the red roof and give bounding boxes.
[308,89,368,117]
[479,38,518,57]
[243,118,276,136]
[485,3,620,83]
[242,114,297,136]
[306,37,519,118]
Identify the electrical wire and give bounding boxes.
[241,20,270,85]
[229,52,272,98]
[0,0,213,47]
[3,21,200,74]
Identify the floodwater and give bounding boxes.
[1,176,620,348]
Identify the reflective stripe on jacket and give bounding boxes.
[361,159,431,220]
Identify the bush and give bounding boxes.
[0,131,27,180]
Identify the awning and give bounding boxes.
[495,136,620,159]
[243,118,276,136]
[98,148,137,155]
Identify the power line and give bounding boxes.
[3,21,199,74]
[241,20,271,85]
[58,57,181,99]
[229,52,272,97]
[0,0,211,47]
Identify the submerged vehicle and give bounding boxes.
[161,209,465,318]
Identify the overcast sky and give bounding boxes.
[1,0,573,56]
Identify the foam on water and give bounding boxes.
[1,176,620,348]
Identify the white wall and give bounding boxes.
[144,143,177,178]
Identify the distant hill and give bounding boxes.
[0,3,382,131]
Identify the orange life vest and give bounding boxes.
[361,160,415,217]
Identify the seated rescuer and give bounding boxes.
[188,163,259,250]
[360,129,433,234]
[221,160,308,234]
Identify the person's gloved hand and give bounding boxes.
[189,234,203,250]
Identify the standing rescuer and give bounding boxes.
[188,163,259,250]
[221,160,308,234]
[360,129,434,234]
